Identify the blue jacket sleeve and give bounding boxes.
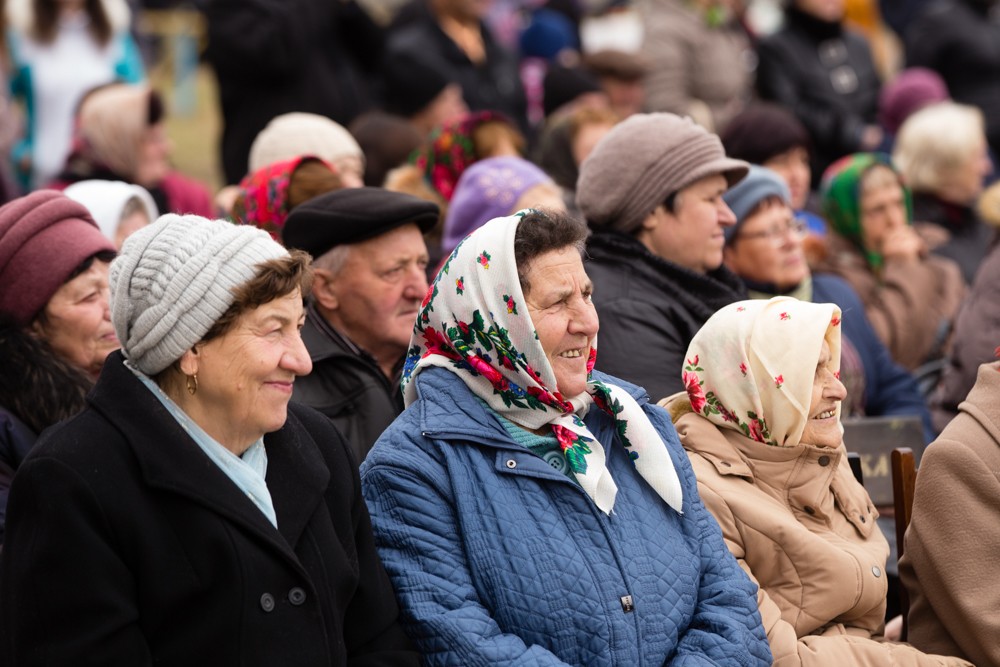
[361,453,574,667]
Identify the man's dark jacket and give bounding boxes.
[293,307,403,463]
[755,6,881,184]
[585,232,747,402]
[204,0,383,184]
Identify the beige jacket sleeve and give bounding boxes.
[696,482,973,667]
[901,435,1000,666]
[860,255,965,370]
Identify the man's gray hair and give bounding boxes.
[313,244,353,278]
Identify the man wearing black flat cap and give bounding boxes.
[283,187,439,462]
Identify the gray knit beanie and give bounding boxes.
[577,113,749,234]
[109,214,288,375]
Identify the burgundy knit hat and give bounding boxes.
[0,190,116,326]
[879,68,949,136]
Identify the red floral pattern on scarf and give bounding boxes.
[232,155,337,241]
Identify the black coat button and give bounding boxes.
[289,587,307,606]
[260,593,275,612]
[818,455,831,466]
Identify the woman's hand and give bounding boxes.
[883,614,903,641]
[881,226,925,264]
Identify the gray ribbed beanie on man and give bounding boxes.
[109,214,288,375]
[577,113,749,234]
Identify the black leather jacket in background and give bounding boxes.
[755,7,881,183]
[585,232,748,402]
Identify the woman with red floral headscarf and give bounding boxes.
[359,208,771,666]
[231,156,342,242]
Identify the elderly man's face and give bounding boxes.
[319,224,429,366]
[639,173,737,274]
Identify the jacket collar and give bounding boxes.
[675,409,875,537]
[958,361,1000,443]
[303,303,402,387]
[88,352,329,567]
[303,301,367,364]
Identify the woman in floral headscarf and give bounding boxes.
[359,209,771,666]
[414,109,525,203]
[385,109,527,275]
[813,152,965,371]
[230,155,343,241]
[662,296,972,666]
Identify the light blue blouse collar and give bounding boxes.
[126,361,277,528]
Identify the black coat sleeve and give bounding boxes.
[0,455,155,665]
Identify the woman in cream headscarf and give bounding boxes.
[663,296,971,666]
[50,83,213,217]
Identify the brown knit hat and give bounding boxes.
[0,190,116,326]
[577,113,749,234]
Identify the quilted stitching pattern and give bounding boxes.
[361,368,771,666]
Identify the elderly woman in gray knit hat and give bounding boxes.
[0,215,419,666]
[577,112,749,401]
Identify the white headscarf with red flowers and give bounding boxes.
[683,297,843,447]
[402,211,683,515]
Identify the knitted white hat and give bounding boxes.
[248,112,364,173]
[110,214,287,375]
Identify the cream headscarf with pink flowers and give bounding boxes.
[402,210,683,515]
[682,297,843,448]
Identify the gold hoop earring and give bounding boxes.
[186,373,198,395]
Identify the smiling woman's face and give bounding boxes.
[799,340,847,448]
[523,246,599,398]
[184,289,313,451]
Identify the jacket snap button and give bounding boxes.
[505,459,517,469]
[260,593,275,612]
[804,506,815,515]
[872,566,882,578]
[289,587,306,606]
[818,455,830,466]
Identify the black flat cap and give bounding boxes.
[282,187,440,257]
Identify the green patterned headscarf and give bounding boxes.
[820,152,913,269]
[403,211,684,516]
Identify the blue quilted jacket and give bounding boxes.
[360,367,771,666]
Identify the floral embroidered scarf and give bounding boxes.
[683,297,842,447]
[415,110,515,202]
[402,211,683,515]
[232,156,337,241]
[820,152,913,270]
